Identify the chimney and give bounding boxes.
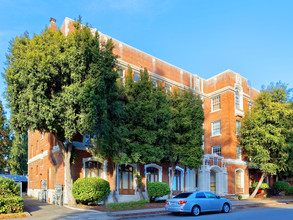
[49,17,57,31]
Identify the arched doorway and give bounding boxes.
[235,169,244,193]
[210,170,216,193]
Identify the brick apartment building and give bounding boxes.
[27,17,267,203]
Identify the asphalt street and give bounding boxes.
[138,204,293,220]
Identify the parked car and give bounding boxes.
[165,191,232,216]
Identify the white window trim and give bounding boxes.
[82,157,107,180]
[236,120,241,136]
[168,166,184,192]
[212,145,221,156]
[144,163,163,191]
[211,96,221,112]
[236,146,242,160]
[211,120,221,137]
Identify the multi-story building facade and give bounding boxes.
[27,17,263,204]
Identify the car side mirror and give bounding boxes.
[216,196,221,199]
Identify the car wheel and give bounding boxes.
[191,205,201,216]
[222,203,230,213]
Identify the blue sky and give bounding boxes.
[1,0,293,118]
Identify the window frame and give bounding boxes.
[212,145,221,156]
[211,95,221,112]
[236,120,241,136]
[237,145,242,160]
[211,120,221,136]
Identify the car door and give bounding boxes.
[204,192,219,211]
[195,192,208,212]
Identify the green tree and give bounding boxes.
[240,83,293,198]
[124,67,171,199]
[4,20,120,205]
[167,90,204,197]
[8,132,28,175]
[0,100,11,171]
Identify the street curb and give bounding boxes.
[110,202,292,219]
[64,205,105,213]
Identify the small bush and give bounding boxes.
[148,182,170,202]
[0,195,24,213]
[72,177,110,205]
[0,178,20,196]
[235,193,242,200]
[273,181,291,192]
[252,182,270,189]
[106,200,148,210]
[286,187,293,196]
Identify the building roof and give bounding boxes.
[0,174,28,182]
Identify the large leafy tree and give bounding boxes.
[124,67,171,198]
[240,82,293,198]
[167,90,204,196]
[8,132,28,175]
[0,100,11,171]
[4,20,120,205]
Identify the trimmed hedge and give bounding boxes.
[252,182,270,189]
[148,182,170,202]
[273,181,291,192]
[0,196,24,213]
[106,200,148,210]
[72,177,110,205]
[286,187,293,196]
[0,178,20,196]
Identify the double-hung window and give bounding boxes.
[212,120,221,136]
[237,146,242,160]
[236,120,241,136]
[212,145,221,156]
[212,96,221,111]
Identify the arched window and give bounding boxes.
[146,167,159,183]
[171,169,182,192]
[85,161,103,178]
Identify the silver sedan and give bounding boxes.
[165,191,232,216]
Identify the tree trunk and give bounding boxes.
[250,172,266,198]
[112,160,118,203]
[58,140,76,206]
[169,162,176,198]
[135,165,145,200]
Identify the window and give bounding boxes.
[171,170,182,191]
[249,102,252,113]
[196,192,206,198]
[205,192,217,198]
[212,145,221,156]
[174,193,192,198]
[212,120,221,136]
[165,85,171,93]
[120,165,133,190]
[237,146,242,160]
[134,74,140,82]
[151,79,157,87]
[118,69,125,85]
[235,90,240,109]
[85,161,103,178]
[146,167,159,183]
[212,96,221,111]
[236,120,241,136]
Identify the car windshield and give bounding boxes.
[174,193,193,198]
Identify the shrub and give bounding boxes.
[0,195,24,213]
[252,182,270,189]
[273,181,291,192]
[148,182,170,202]
[286,187,293,196]
[72,177,110,205]
[106,200,148,210]
[235,193,242,200]
[0,178,20,196]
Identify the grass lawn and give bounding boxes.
[0,213,27,219]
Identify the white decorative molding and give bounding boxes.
[28,150,48,164]
[82,157,107,180]
[144,163,163,192]
[235,168,245,193]
[168,166,185,192]
[223,158,248,166]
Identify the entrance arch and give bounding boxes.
[209,165,223,195]
[235,168,244,193]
